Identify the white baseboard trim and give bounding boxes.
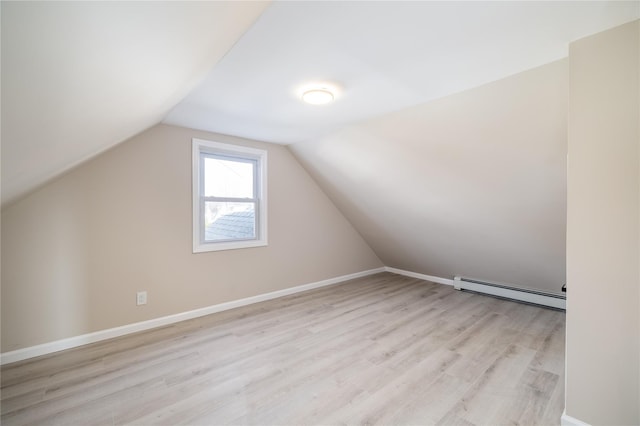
[384,267,454,286]
[0,267,385,365]
[561,411,591,426]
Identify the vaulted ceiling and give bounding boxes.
[164,1,639,144]
[291,59,569,293]
[1,1,270,205]
[2,2,639,291]
[3,1,638,207]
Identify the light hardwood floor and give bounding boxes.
[1,272,565,426]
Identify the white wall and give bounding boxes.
[565,20,639,425]
[291,60,568,294]
[1,124,382,352]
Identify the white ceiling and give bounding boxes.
[2,1,639,206]
[163,1,639,144]
[1,1,270,206]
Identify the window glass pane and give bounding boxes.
[204,202,256,241]
[204,156,254,198]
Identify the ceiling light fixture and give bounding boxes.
[301,88,335,105]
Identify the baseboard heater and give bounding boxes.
[453,276,566,310]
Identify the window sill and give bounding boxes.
[193,239,268,253]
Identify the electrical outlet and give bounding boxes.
[136,291,147,306]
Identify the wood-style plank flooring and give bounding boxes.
[1,272,565,425]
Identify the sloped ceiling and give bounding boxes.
[3,1,637,207]
[164,1,639,144]
[2,1,639,292]
[290,60,569,293]
[1,1,270,206]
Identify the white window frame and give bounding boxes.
[192,138,267,253]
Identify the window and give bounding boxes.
[192,139,267,253]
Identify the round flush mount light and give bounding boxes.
[299,83,339,105]
[302,88,334,105]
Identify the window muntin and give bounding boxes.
[193,139,267,252]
